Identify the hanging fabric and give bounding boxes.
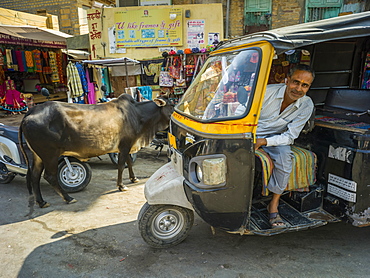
[101,67,112,97]
[48,51,60,83]
[1,77,27,112]
[159,58,173,87]
[25,50,35,72]
[85,68,96,104]
[42,51,52,74]
[66,61,84,101]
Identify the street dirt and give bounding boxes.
[1,113,370,278]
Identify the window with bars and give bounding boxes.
[306,0,343,22]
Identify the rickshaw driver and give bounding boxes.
[253,64,315,228]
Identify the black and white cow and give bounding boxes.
[19,94,173,208]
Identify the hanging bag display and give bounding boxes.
[175,55,186,87]
[159,58,173,87]
[169,56,181,79]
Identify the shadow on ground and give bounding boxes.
[17,215,370,278]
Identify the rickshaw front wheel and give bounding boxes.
[138,202,194,248]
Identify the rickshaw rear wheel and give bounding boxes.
[138,202,194,248]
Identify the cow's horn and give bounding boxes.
[153,98,166,107]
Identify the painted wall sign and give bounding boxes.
[114,8,182,48]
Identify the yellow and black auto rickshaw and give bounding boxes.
[138,12,370,248]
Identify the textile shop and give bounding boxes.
[0,27,70,113]
[70,46,215,104]
[68,58,143,104]
[140,47,213,104]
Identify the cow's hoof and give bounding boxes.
[39,202,50,208]
[66,198,78,204]
[118,185,129,191]
[130,177,140,183]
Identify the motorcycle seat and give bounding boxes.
[0,124,22,144]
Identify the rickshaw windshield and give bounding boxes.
[175,49,260,121]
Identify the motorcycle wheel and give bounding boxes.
[108,153,137,166]
[57,157,92,193]
[138,202,194,248]
[0,172,15,184]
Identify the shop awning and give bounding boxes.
[62,49,90,60]
[0,24,72,48]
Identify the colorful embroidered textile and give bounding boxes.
[255,145,316,196]
[32,49,42,72]
[2,79,27,111]
[315,116,370,130]
[25,51,34,68]
[56,52,65,84]
[48,51,60,83]
[42,51,52,74]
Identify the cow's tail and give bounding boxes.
[19,123,32,195]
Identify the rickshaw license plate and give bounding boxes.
[170,148,183,175]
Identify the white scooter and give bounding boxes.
[0,123,92,192]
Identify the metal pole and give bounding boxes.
[125,58,129,88]
[225,0,230,39]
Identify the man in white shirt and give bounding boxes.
[255,64,315,228]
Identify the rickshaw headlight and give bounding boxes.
[189,155,226,188]
[195,164,203,182]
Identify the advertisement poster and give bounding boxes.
[208,32,220,45]
[186,19,205,48]
[114,8,183,48]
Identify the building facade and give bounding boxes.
[0,0,115,35]
[0,0,368,38]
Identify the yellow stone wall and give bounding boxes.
[0,7,48,28]
[87,4,224,60]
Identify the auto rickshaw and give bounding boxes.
[138,12,370,248]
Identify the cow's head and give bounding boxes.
[153,96,174,125]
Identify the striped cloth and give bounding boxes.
[255,145,317,196]
[67,62,84,98]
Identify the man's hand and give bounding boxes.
[255,138,267,150]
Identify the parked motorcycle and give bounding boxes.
[0,123,92,192]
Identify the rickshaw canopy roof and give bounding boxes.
[217,11,370,55]
[82,57,140,67]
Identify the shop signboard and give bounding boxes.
[114,8,183,48]
[0,33,67,49]
[140,0,171,5]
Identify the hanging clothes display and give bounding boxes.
[85,68,96,104]
[48,51,60,83]
[66,61,84,101]
[1,76,27,113]
[75,62,88,94]
[101,68,112,97]
[0,27,69,110]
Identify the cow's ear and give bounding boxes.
[153,98,166,107]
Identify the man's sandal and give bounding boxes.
[269,212,287,229]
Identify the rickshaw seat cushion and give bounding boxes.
[255,145,317,196]
[325,88,370,112]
